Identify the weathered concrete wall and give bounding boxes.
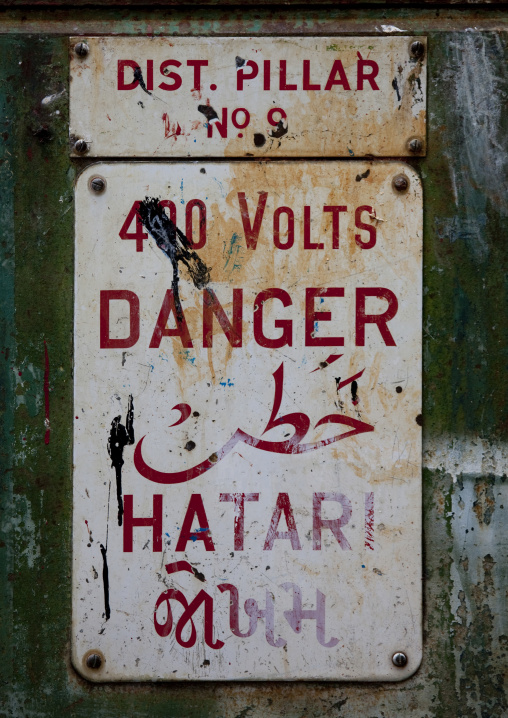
[0,9,506,718]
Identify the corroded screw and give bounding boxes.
[407,137,423,153]
[74,139,88,154]
[86,653,102,669]
[74,42,89,57]
[90,176,106,193]
[410,41,425,59]
[392,652,408,667]
[392,174,409,193]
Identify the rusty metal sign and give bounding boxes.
[72,160,422,682]
[69,37,426,158]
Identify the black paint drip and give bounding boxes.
[392,77,401,102]
[355,169,370,182]
[108,394,134,527]
[134,66,152,95]
[351,380,359,404]
[137,198,211,318]
[100,543,111,621]
[197,104,219,123]
[268,120,288,139]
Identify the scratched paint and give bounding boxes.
[72,160,422,681]
[69,36,426,158]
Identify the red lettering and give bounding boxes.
[313,492,352,550]
[267,107,287,126]
[357,53,380,91]
[207,108,228,138]
[264,493,302,550]
[159,60,182,91]
[117,60,139,90]
[187,59,208,91]
[219,493,260,550]
[203,288,243,348]
[237,60,258,90]
[159,199,177,224]
[323,205,347,249]
[263,59,271,90]
[280,60,297,90]
[123,494,163,551]
[303,59,320,90]
[176,494,215,551]
[119,201,148,251]
[237,191,268,249]
[149,289,193,349]
[253,289,293,348]
[303,205,323,249]
[146,59,154,92]
[232,108,250,130]
[355,287,398,346]
[100,290,140,349]
[324,60,351,91]
[305,288,344,347]
[185,199,206,249]
[273,206,294,249]
[355,206,376,249]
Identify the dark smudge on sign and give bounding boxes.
[107,394,135,527]
[137,196,211,317]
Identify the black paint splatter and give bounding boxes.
[100,543,111,621]
[268,120,288,139]
[197,104,219,123]
[137,197,211,318]
[253,133,266,147]
[134,66,152,96]
[351,380,359,404]
[235,56,246,68]
[355,169,370,182]
[192,567,206,582]
[108,394,134,527]
[392,77,401,102]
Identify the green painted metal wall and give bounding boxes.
[0,8,506,717]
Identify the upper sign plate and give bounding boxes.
[69,36,426,158]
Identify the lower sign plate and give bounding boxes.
[73,161,422,681]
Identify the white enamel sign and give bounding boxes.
[69,36,426,158]
[73,161,422,682]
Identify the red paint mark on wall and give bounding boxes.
[162,113,182,139]
[309,353,343,373]
[365,492,374,550]
[85,519,92,542]
[44,339,50,445]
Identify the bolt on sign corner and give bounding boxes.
[72,160,422,682]
[69,36,426,158]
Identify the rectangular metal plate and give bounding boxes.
[73,161,422,681]
[69,37,426,158]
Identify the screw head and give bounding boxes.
[90,176,106,193]
[74,42,89,58]
[85,653,102,669]
[408,137,423,154]
[410,41,425,59]
[392,651,408,667]
[392,174,409,193]
[74,139,88,154]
